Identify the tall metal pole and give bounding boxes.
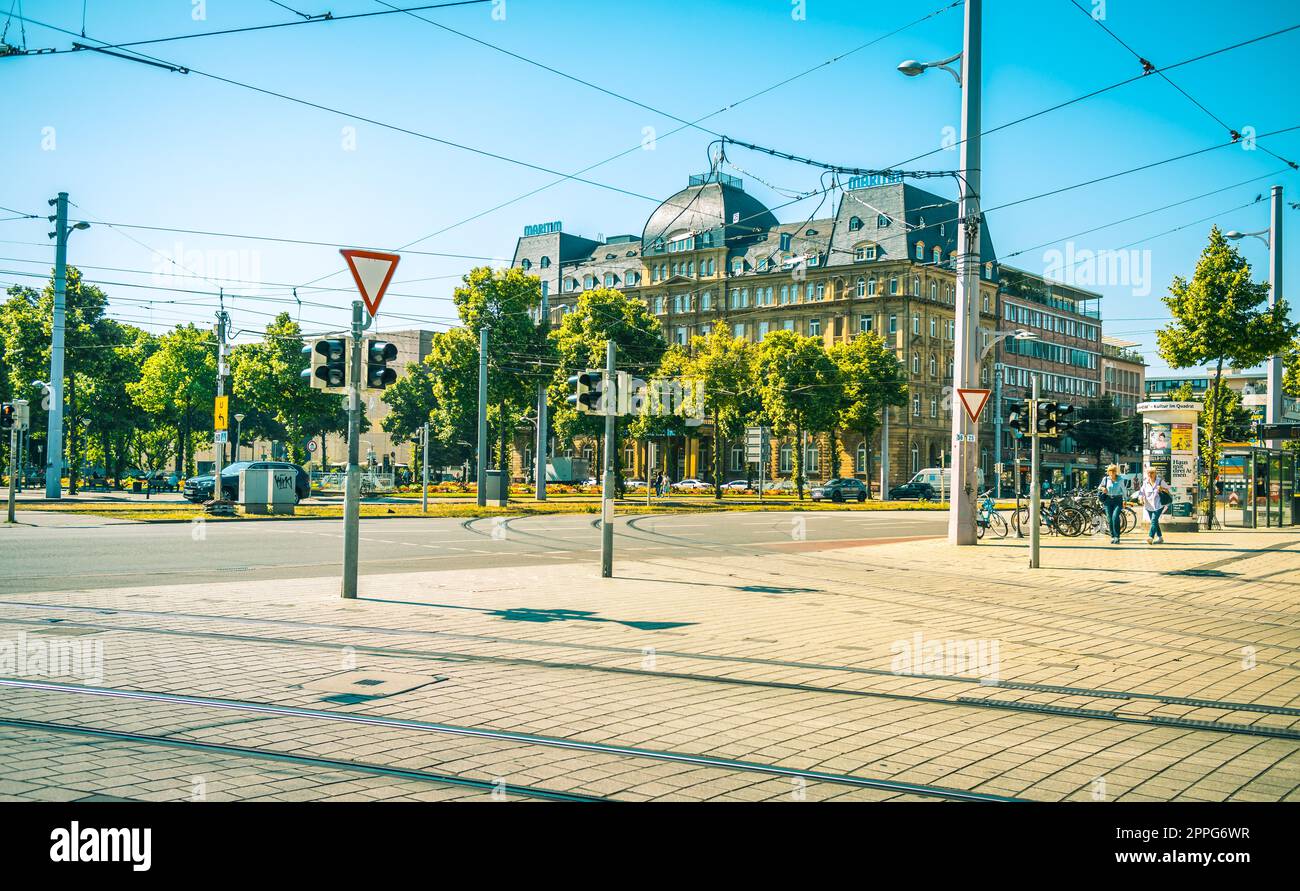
[1029,374,1041,568]
[421,421,429,512]
[213,307,228,495]
[993,364,1003,498]
[1266,185,1284,446]
[879,402,890,501]
[535,283,549,501]
[601,340,616,578]
[341,301,364,599]
[6,415,19,523]
[45,192,70,499]
[948,0,981,545]
[476,326,489,508]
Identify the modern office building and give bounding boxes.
[1101,336,1147,471]
[991,266,1103,491]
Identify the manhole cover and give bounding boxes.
[303,670,441,697]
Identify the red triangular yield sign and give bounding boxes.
[340,249,400,317]
[957,388,991,423]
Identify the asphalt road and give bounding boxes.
[0,510,946,594]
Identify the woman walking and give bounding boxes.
[1136,468,1172,544]
[1096,464,1126,545]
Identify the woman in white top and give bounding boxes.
[1136,468,1172,544]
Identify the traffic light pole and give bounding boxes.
[6,420,17,524]
[601,340,616,578]
[45,192,70,500]
[535,285,548,502]
[421,422,429,513]
[213,307,228,499]
[476,326,489,508]
[1029,374,1041,569]
[341,300,365,599]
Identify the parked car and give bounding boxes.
[811,477,868,502]
[183,461,310,503]
[672,478,711,491]
[887,481,936,501]
[722,480,751,491]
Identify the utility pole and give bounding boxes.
[341,300,365,599]
[421,422,429,512]
[601,340,616,578]
[948,0,982,545]
[476,326,489,508]
[44,192,70,499]
[535,283,549,501]
[993,364,1003,498]
[1029,374,1041,569]
[213,305,229,496]
[1267,185,1284,446]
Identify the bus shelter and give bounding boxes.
[1219,446,1297,528]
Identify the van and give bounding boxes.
[907,467,986,497]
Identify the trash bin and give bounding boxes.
[483,470,508,507]
[131,479,142,493]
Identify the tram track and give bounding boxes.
[0,678,1022,802]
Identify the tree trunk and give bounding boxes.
[794,426,805,500]
[863,425,874,498]
[66,376,78,494]
[713,431,724,499]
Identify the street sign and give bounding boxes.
[214,395,229,430]
[956,388,991,423]
[214,430,228,445]
[306,439,318,453]
[744,426,771,463]
[340,249,401,317]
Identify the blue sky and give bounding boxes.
[3,0,1298,374]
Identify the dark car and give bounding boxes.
[183,461,310,503]
[888,481,936,501]
[810,477,868,502]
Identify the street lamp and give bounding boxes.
[900,0,982,544]
[1225,185,1285,444]
[984,329,1037,498]
[43,192,91,499]
[233,413,245,462]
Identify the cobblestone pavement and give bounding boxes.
[0,516,1296,803]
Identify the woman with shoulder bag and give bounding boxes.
[1096,464,1126,545]
[1136,467,1172,544]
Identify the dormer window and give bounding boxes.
[520,258,532,271]
[932,247,942,264]
[914,242,925,260]
[540,256,551,268]
[877,214,891,228]
[731,258,743,275]
[848,216,863,231]
[604,272,616,287]
[805,228,818,236]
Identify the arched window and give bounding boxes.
[877,214,891,228]
[583,274,595,289]
[910,442,920,473]
[912,352,921,374]
[914,242,925,260]
[912,275,921,295]
[932,247,941,264]
[929,355,937,377]
[929,281,938,300]
[849,216,863,231]
[540,256,551,268]
[855,277,865,298]
[868,277,877,296]
[604,272,616,288]
[855,443,868,473]
[520,258,532,271]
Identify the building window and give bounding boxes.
[779,443,793,473]
[888,314,897,334]
[929,355,937,377]
[932,247,941,264]
[889,277,899,295]
[930,396,938,418]
[520,258,532,271]
[855,443,868,474]
[855,277,865,298]
[865,244,877,260]
[783,319,795,331]
[540,256,551,268]
[733,323,745,339]
[675,326,687,345]
[805,441,820,474]
[912,352,921,374]
[859,315,873,334]
[757,257,768,272]
[877,214,891,228]
[815,282,825,301]
[731,258,743,275]
[912,314,920,335]
[868,277,877,296]
[915,242,925,260]
[700,291,712,310]
[604,272,616,288]
[809,318,821,336]
[911,443,920,473]
[912,395,921,417]
[929,316,937,337]
[758,320,770,340]
[729,444,745,471]
[929,281,938,301]
[780,285,790,304]
[849,216,863,231]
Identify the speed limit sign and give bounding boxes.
[306,440,318,453]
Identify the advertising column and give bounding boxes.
[1137,401,1202,532]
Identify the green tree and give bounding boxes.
[381,331,477,479]
[231,313,346,466]
[829,332,907,497]
[549,287,666,492]
[453,267,549,475]
[1073,397,1127,471]
[129,324,216,477]
[753,330,841,499]
[682,325,756,498]
[1156,227,1298,523]
[80,321,156,482]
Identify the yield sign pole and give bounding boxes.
[338,248,399,599]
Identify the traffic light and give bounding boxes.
[1054,403,1077,437]
[567,370,605,415]
[1035,400,1056,437]
[1006,399,1031,437]
[363,339,398,391]
[302,338,348,391]
[0,403,13,430]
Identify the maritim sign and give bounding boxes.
[523,220,563,237]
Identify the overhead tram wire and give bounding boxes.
[1066,0,1298,171]
[0,2,492,57]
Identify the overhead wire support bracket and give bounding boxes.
[71,41,188,73]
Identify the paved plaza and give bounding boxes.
[0,512,1296,803]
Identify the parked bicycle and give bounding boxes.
[975,489,1008,539]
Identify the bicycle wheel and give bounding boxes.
[1012,506,1030,534]
[1056,507,1086,537]
[976,515,986,539]
[987,510,1008,539]
[1120,506,1137,534]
